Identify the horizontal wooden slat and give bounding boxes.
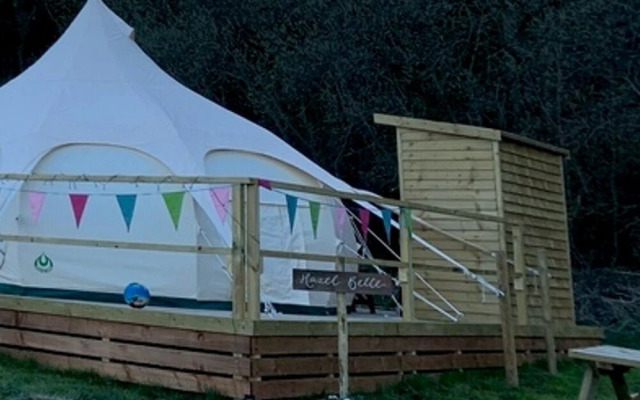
[501,163,563,185]
[403,150,494,161]
[501,152,562,175]
[405,179,497,190]
[385,118,501,140]
[503,184,565,204]
[502,172,563,194]
[404,160,496,171]
[0,310,250,354]
[403,198,498,212]
[251,335,551,356]
[1,347,247,398]
[402,139,493,152]
[501,142,564,165]
[0,327,249,376]
[503,193,566,213]
[403,170,497,181]
[0,295,245,334]
[414,190,497,201]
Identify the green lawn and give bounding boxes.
[1,354,639,400]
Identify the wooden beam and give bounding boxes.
[0,234,230,255]
[0,294,250,334]
[231,184,246,320]
[246,183,261,320]
[373,113,502,141]
[497,251,519,387]
[501,131,570,157]
[0,173,252,185]
[512,224,528,325]
[538,248,557,375]
[336,257,349,399]
[0,172,505,223]
[260,249,409,270]
[400,207,415,321]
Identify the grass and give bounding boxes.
[0,354,223,400]
[365,360,640,400]
[2,355,640,400]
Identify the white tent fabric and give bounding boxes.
[0,0,360,309]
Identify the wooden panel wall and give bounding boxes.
[500,141,575,325]
[248,334,599,399]
[0,305,601,399]
[398,128,502,323]
[0,309,251,398]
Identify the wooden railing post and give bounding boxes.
[512,224,528,325]
[231,184,246,320]
[497,250,519,387]
[399,207,415,321]
[246,182,261,320]
[335,257,349,399]
[538,248,557,375]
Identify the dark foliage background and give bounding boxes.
[1,0,639,271]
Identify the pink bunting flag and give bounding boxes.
[334,205,348,238]
[209,186,231,223]
[359,208,371,241]
[69,194,89,228]
[258,179,272,190]
[27,191,46,224]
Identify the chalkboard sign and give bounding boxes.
[292,269,394,295]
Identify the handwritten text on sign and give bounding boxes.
[292,269,395,295]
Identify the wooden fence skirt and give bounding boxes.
[0,302,602,399]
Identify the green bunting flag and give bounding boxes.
[309,201,321,239]
[162,191,185,230]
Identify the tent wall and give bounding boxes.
[1,144,208,300]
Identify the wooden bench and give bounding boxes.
[569,345,640,400]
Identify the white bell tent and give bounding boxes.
[0,0,502,317]
[0,0,363,311]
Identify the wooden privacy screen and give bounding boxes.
[375,114,574,326]
[0,300,601,399]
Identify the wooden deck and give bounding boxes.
[0,295,602,399]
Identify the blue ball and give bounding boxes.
[123,282,150,309]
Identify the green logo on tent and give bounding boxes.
[34,253,53,273]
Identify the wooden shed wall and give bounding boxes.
[500,141,575,325]
[398,128,502,323]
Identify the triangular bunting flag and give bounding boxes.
[258,179,272,190]
[116,194,137,232]
[27,191,46,224]
[359,208,370,241]
[334,204,347,238]
[382,208,392,243]
[162,191,185,230]
[209,186,231,223]
[285,194,298,232]
[69,194,89,228]
[309,201,321,239]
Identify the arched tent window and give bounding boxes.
[2,144,228,304]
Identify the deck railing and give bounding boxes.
[0,173,565,382]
